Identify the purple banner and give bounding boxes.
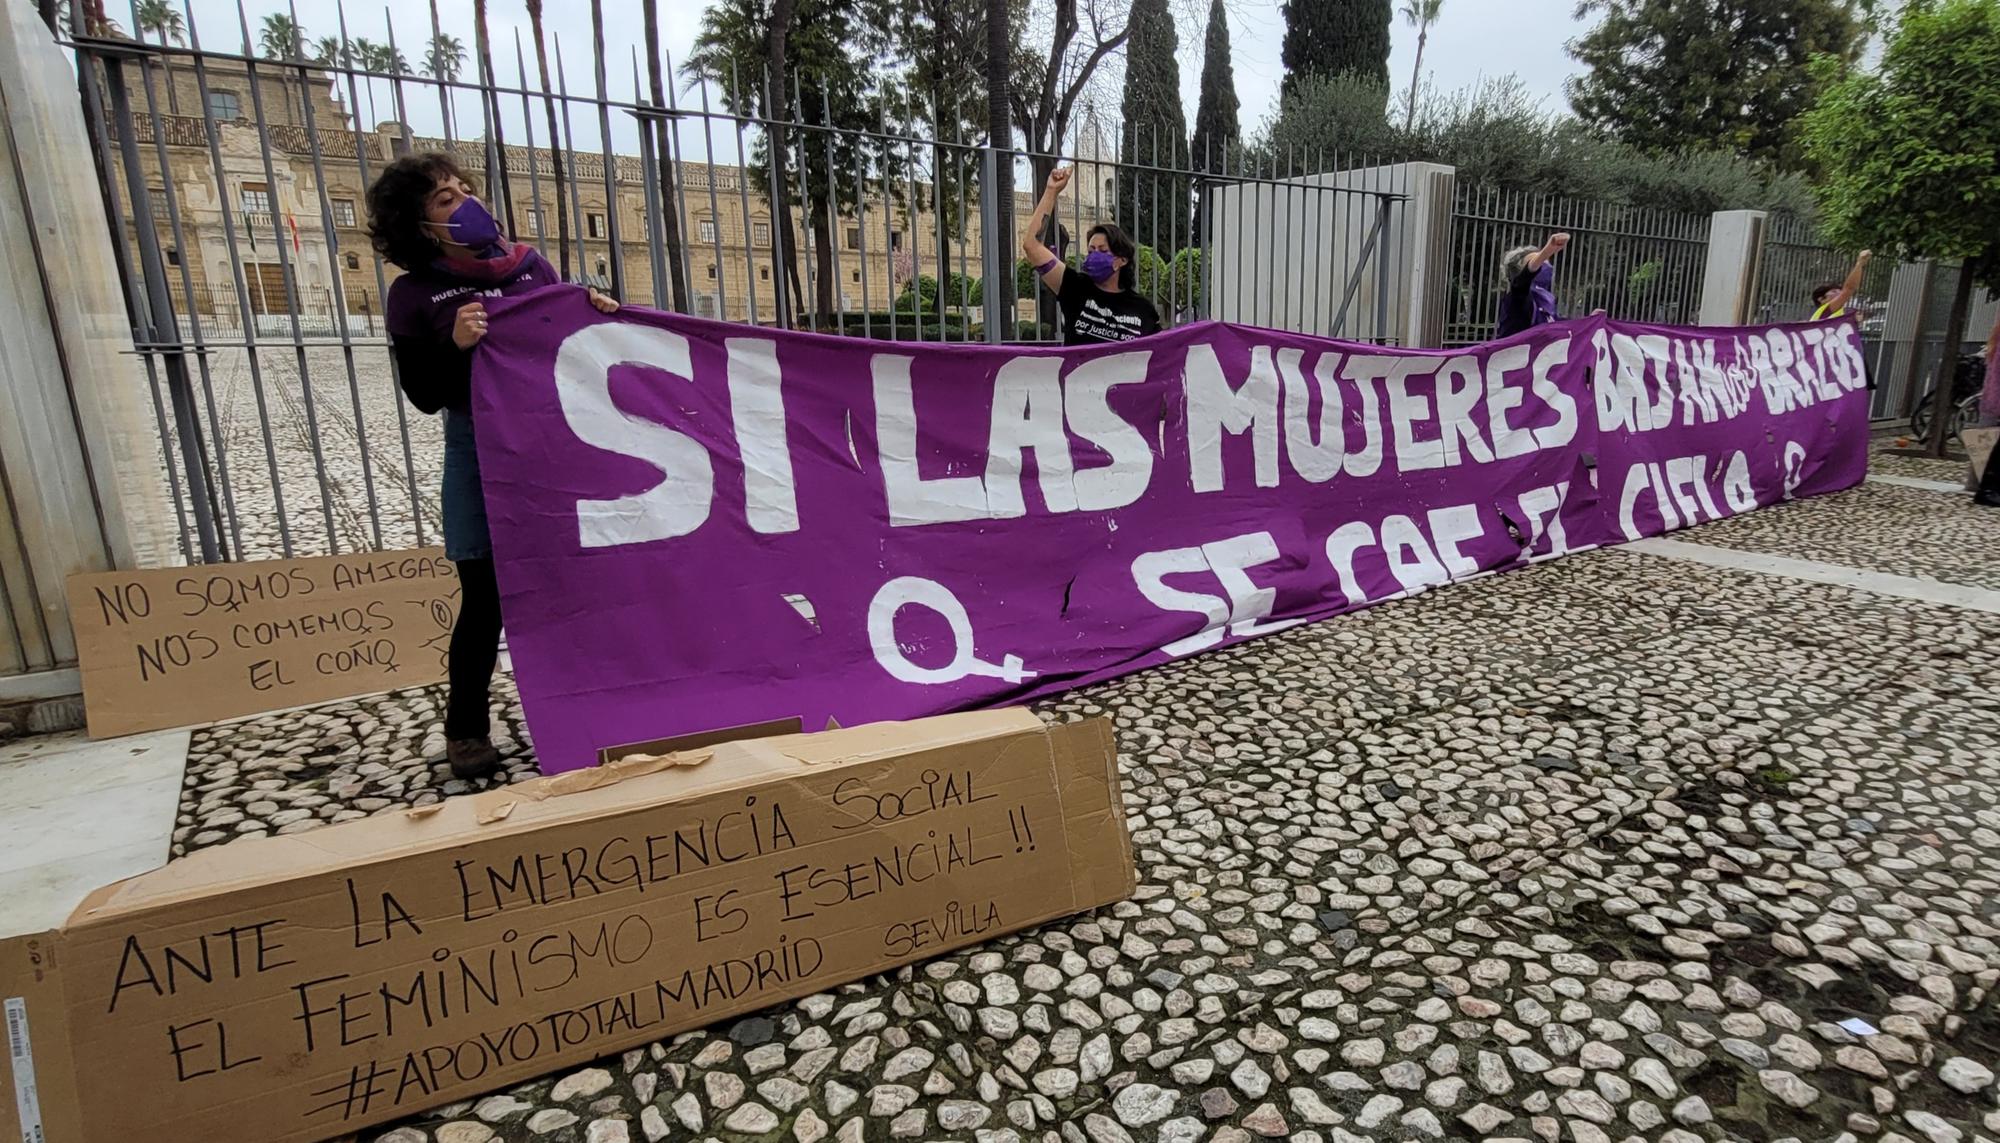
[473,294,1867,772]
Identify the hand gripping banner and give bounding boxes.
[471,294,1868,772]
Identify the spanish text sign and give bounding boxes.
[66,549,460,736]
[473,299,1869,771]
[7,711,1128,1143]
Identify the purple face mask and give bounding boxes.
[434,197,502,249]
[1082,250,1118,284]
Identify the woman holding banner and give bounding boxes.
[1022,167,1161,346]
[369,153,619,779]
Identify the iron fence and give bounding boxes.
[60,2,1415,568]
[1442,185,1710,347]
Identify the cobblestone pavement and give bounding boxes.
[168,448,2000,1143]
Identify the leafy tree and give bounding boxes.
[1800,0,2000,455]
[879,0,993,325]
[684,0,897,322]
[1117,0,1189,251]
[1398,0,1440,130]
[1281,0,1391,95]
[1266,73,1817,214]
[1567,0,1869,166]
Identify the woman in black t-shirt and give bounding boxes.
[1021,167,1162,346]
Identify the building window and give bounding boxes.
[845,226,860,250]
[165,248,180,266]
[706,265,716,279]
[147,187,170,219]
[890,230,903,250]
[587,212,606,239]
[595,258,607,276]
[851,270,860,283]
[344,252,361,270]
[240,181,272,230]
[752,221,770,246]
[698,218,717,243]
[331,199,357,228]
[760,267,769,281]
[525,208,544,236]
[207,90,241,120]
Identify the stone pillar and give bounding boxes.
[1698,210,1769,326]
[0,5,176,692]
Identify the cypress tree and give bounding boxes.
[1116,0,1190,256]
[1191,0,1241,170]
[1281,0,1392,94]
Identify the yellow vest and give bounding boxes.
[1813,302,1844,320]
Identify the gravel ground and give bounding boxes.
[165,447,2000,1143]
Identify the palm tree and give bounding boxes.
[525,0,571,279]
[257,13,310,125]
[471,0,514,233]
[135,0,187,113]
[1400,0,1442,132]
[423,33,467,81]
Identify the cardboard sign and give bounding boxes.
[66,549,460,737]
[0,709,1134,1143]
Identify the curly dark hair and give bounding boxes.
[1086,222,1137,290]
[1812,281,1842,305]
[367,152,477,270]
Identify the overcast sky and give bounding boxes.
[157,0,1588,156]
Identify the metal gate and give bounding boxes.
[1442,185,1710,347]
[54,6,1407,568]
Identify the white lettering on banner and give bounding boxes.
[874,355,990,526]
[1323,503,1487,607]
[1387,359,1446,471]
[1185,344,1280,493]
[1484,343,1536,459]
[1278,349,1346,482]
[1435,355,1492,466]
[1617,455,1727,540]
[1528,340,1579,449]
[1132,532,1302,657]
[985,357,1078,517]
[1516,482,1575,563]
[1339,357,1390,478]
[867,577,1036,684]
[1723,450,1758,512]
[1782,440,1807,499]
[1065,352,1155,511]
[726,338,799,534]
[1594,330,1673,434]
[554,323,714,548]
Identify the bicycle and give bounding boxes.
[1909,353,1985,444]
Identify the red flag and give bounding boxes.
[288,213,300,253]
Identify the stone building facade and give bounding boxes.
[111,55,1120,332]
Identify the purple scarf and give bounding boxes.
[432,240,537,286]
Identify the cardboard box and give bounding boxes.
[65,549,460,737]
[0,709,1132,1143]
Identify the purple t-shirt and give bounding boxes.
[1496,258,1559,339]
[385,248,559,413]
